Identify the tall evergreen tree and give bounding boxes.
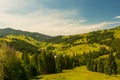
[30,54,39,76]
[106,53,117,75]
[38,50,56,74]
[22,52,30,65]
[38,50,47,74]
[56,54,65,72]
[46,51,56,74]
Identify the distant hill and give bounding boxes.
[0,28,51,41]
[0,26,120,55]
[0,28,51,54]
[43,26,120,55]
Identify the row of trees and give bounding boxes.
[22,50,75,76]
[0,42,77,80]
[87,53,118,75]
[1,41,120,80]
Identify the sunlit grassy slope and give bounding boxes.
[0,35,41,47]
[6,35,41,47]
[40,66,120,80]
[1,26,120,55]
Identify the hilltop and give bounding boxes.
[0,26,120,55]
[0,28,51,41]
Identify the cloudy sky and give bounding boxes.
[0,0,120,36]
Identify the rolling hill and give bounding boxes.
[0,28,51,41]
[42,26,120,55]
[1,26,120,80]
[0,26,120,55]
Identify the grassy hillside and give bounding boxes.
[0,26,119,55]
[40,66,120,80]
[0,26,120,56]
[0,35,40,54]
[1,26,120,80]
[40,26,120,55]
[6,35,41,47]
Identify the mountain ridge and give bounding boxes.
[0,26,120,55]
[0,28,51,41]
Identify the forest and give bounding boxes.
[0,26,120,80]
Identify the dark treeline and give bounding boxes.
[9,39,39,54]
[87,52,118,75]
[1,39,120,80]
[86,38,120,75]
[0,43,76,80]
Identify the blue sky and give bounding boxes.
[0,0,120,36]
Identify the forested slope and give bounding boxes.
[0,26,120,80]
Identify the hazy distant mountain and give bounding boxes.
[0,28,51,41]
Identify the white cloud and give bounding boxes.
[0,0,120,36]
[0,8,87,35]
[0,8,120,36]
[0,0,28,11]
[114,16,120,19]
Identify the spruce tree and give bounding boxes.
[30,54,39,76]
[22,52,30,65]
[46,51,56,74]
[38,50,56,74]
[106,53,117,75]
[56,54,62,72]
[38,50,47,74]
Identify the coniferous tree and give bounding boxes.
[64,55,73,69]
[46,51,56,73]
[38,50,47,74]
[38,50,56,74]
[106,53,117,75]
[22,52,30,65]
[21,52,32,79]
[30,54,39,76]
[112,38,120,59]
[92,59,98,72]
[56,54,62,72]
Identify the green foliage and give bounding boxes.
[86,30,115,45]
[106,53,118,75]
[87,52,118,75]
[9,39,39,54]
[55,54,63,72]
[4,58,28,80]
[22,52,30,65]
[0,43,29,80]
[30,54,39,72]
[1,26,120,79]
[38,50,56,74]
[112,38,120,59]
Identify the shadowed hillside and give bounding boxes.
[0,28,51,41]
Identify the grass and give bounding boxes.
[6,35,40,47]
[50,43,108,55]
[40,66,120,80]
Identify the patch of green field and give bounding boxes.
[51,43,108,55]
[6,35,40,47]
[40,66,120,80]
[114,30,120,38]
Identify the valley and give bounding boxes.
[0,26,120,80]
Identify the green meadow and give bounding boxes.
[40,66,120,80]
